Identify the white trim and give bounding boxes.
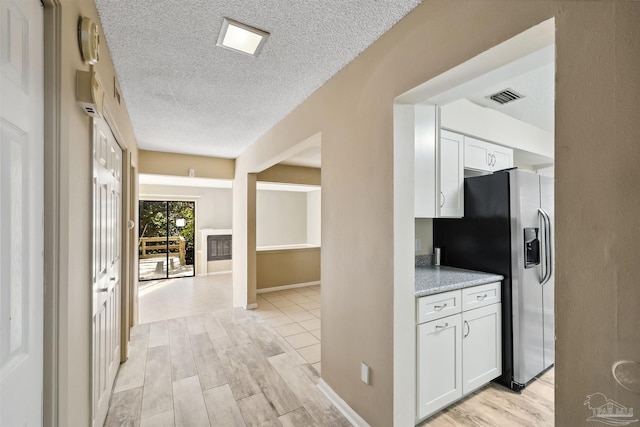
[208,270,232,275]
[256,281,321,293]
[194,270,233,277]
[317,380,370,427]
[43,1,62,425]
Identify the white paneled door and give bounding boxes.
[0,0,44,425]
[92,118,122,427]
[0,0,44,424]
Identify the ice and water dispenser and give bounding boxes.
[524,228,540,268]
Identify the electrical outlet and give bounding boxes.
[361,362,370,385]
[415,238,422,252]
[188,168,195,177]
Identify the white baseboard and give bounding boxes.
[208,270,232,276]
[256,281,321,294]
[196,270,232,277]
[317,379,370,427]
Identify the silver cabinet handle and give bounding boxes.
[110,277,116,281]
[434,303,447,311]
[476,294,488,301]
[464,320,470,338]
[440,191,445,208]
[98,286,109,292]
[435,323,449,330]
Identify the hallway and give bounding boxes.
[106,286,345,426]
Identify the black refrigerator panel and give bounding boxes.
[433,171,515,390]
[434,172,511,276]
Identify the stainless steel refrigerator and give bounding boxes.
[433,169,554,391]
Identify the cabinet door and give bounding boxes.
[413,104,438,218]
[462,304,502,394]
[417,314,463,421]
[464,136,490,171]
[439,130,464,218]
[490,146,513,171]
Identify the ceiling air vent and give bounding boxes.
[486,89,525,105]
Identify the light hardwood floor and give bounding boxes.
[113,276,554,426]
[419,368,554,426]
[106,286,345,426]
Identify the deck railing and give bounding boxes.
[139,236,186,266]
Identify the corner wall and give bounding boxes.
[233,1,640,425]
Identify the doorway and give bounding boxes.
[138,200,196,281]
[393,19,556,424]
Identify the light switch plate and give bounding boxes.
[361,362,370,385]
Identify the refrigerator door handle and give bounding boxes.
[538,208,552,285]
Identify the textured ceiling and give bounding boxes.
[466,63,554,132]
[95,0,422,158]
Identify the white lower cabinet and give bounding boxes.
[416,314,463,420]
[462,304,502,394]
[416,283,502,423]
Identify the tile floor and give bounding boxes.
[255,286,322,373]
[138,273,233,324]
[106,282,338,426]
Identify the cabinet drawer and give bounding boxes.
[417,290,462,324]
[462,282,501,311]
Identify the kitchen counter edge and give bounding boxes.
[415,265,504,298]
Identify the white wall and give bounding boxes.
[138,184,233,255]
[256,190,308,247]
[307,190,321,246]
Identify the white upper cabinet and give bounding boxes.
[439,130,464,217]
[464,136,513,173]
[411,105,464,218]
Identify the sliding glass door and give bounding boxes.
[139,200,195,281]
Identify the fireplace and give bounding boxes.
[198,228,233,276]
[207,234,232,261]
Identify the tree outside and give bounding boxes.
[139,200,195,279]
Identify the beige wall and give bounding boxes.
[43,0,139,425]
[232,1,640,425]
[257,164,321,185]
[256,247,321,289]
[138,149,235,179]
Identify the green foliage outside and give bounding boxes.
[139,200,195,265]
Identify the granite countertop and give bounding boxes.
[415,265,503,297]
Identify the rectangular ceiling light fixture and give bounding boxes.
[217,18,270,57]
